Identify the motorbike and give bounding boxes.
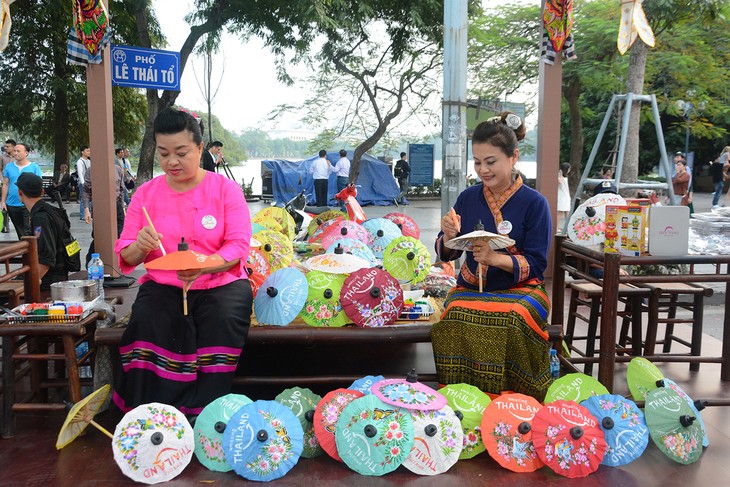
[283,190,333,241]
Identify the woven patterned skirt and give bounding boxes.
[431,283,551,400]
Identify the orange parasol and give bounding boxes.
[145,238,219,315]
[56,384,114,449]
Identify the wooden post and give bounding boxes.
[86,45,117,274]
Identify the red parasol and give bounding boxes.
[340,267,403,327]
[532,400,607,478]
[313,388,364,462]
[144,238,218,315]
[384,212,420,239]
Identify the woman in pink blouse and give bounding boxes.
[112,108,253,415]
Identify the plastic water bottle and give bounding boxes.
[549,348,561,381]
[87,253,105,302]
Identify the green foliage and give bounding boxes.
[176,107,248,163]
[0,0,152,171]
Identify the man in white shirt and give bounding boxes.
[332,149,351,212]
[310,149,332,206]
[76,145,91,221]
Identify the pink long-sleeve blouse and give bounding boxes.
[114,171,251,289]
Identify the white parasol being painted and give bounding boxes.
[567,193,627,247]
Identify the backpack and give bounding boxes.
[69,170,80,189]
[43,204,81,273]
[394,161,405,178]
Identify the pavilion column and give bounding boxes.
[537,1,563,279]
[86,44,117,275]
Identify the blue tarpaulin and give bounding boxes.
[262,151,400,206]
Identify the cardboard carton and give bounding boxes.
[604,205,649,256]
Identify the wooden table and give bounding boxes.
[551,234,730,392]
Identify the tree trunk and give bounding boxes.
[565,75,583,195]
[623,39,649,194]
[133,1,225,183]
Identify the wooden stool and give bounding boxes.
[565,280,652,375]
[0,282,24,308]
[1,312,101,438]
[640,282,713,372]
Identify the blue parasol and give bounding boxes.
[253,268,308,326]
[349,375,385,395]
[326,239,378,266]
[582,394,649,467]
[362,218,402,259]
[222,400,304,482]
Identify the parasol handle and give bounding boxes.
[142,206,166,256]
[89,419,114,439]
[182,281,192,316]
[478,263,483,293]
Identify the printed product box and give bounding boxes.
[604,205,648,256]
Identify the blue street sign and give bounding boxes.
[408,144,434,186]
[110,44,180,91]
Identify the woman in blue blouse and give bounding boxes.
[432,112,553,399]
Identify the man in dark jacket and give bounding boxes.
[202,141,223,172]
[394,151,410,205]
[17,173,72,289]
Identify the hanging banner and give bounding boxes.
[110,44,180,91]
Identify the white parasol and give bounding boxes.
[567,192,627,247]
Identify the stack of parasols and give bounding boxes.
[57,358,711,483]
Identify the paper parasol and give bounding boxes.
[256,229,294,271]
[307,210,347,238]
[340,267,403,327]
[300,270,348,327]
[645,387,704,464]
[252,206,297,240]
[362,217,402,259]
[349,375,386,395]
[253,268,308,326]
[372,369,447,411]
[439,383,491,459]
[327,239,378,267]
[661,378,709,448]
[112,402,194,484]
[56,384,114,449]
[402,405,463,475]
[444,229,515,251]
[626,356,665,401]
[544,372,610,404]
[275,387,324,458]
[567,192,626,247]
[223,400,304,481]
[384,212,420,239]
[313,388,365,462]
[306,252,371,275]
[481,393,544,472]
[335,394,414,476]
[194,393,253,472]
[309,216,347,243]
[382,236,431,284]
[582,394,649,467]
[532,400,607,478]
[145,238,216,315]
[320,220,370,249]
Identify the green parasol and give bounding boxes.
[645,387,704,465]
[382,236,431,284]
[275,387,324,458]
[626,357,665,401]
[300,270,348,327]
[439,383,492,459]
[544,373,609,404]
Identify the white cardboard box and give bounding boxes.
[648,206,690,256]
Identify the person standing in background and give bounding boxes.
[311,149,332,207]
[76,145,91,221]
[202,141,223,172]
[672,157,692,208]
[2,142,43,238]
[710,148,728,209]
[0,140,16,233]
[394,151,410,205]
[332,149,350,212]
[557,162,571,233]
[122,147,136,204]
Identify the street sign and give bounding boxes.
[110,44,180,91]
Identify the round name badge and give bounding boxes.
[201,215,217,230]
[497,220,512,235]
